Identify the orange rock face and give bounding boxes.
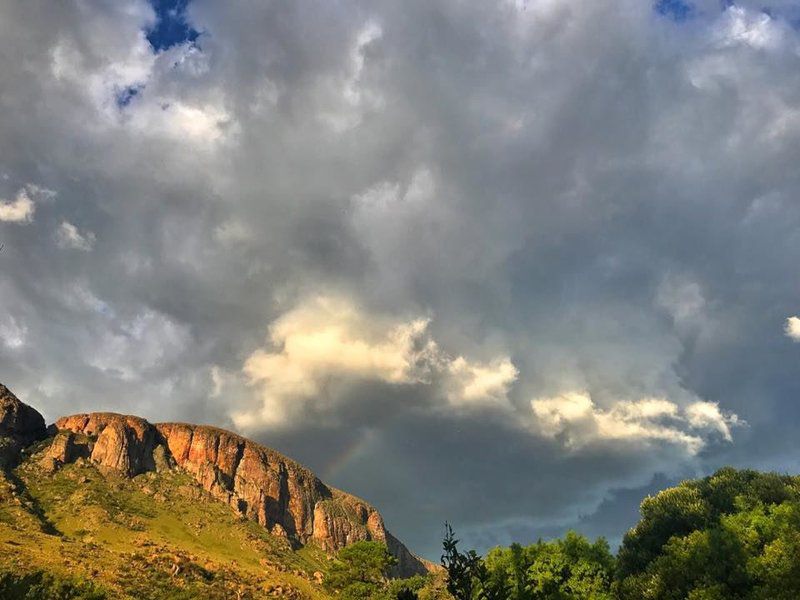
[55,412,428,576]
[44,431,88,464]
[155,422,328,542]
[57,414,159,476]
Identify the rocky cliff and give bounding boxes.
[0,384,46,468]
[9,399,429,576]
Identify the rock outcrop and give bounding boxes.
[0,382,431,576]
[0,384,46,467]
[55,411,430,576]
[0,384,46,446]
[56,413,161,477]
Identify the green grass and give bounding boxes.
[0,455,336,599]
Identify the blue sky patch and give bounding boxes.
[147,0,199,51]
[656,0,694,21]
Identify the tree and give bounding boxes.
[616,468,800,599]
[438,468,800,600]
[324,541,398,599]
[617,486,711,578]
[441,522,485,600]
[395,587,419,600]
[444,524,615,600]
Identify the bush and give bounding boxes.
[0,568,107,599]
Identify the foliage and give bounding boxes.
[325,541,397,599]
[442,525,614,599]
[442,468,800,600]
[441,469,800,599]
[616,467,800,599]
[441,522,486,600]
[387,575,426,600]
[406,572,454,600]
[395,588,419,600]
[0,568,107,599]
[8,446,800,600]
[324,542,446,600]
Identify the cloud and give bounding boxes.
[234,295,517,428]
[530,391,740,455]
[56,221,96,251]
[2,0,800,558]
[446,356,518,408]
[656,274,706,325]
[0,315,27,349]
[86,307,192,382]
[785,316,800,341]
[0,188,36,223]
[126,98,235,145]
[685,400,741,442]
[320,20,385,132]
[715,6,785,51]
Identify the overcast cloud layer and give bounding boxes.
[2,0,800,558]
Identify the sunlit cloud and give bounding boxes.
[0,189,35,223]
[785,316,800,341]
[531,391,741,455]
[233,295,517,428]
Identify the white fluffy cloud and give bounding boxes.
[0,184,56,224]
[531,391,740,455]
[56,221,96,251]
[0,188,36,223]
[233,295,517,428]
[446,356,518,408]
[785,316,800,341]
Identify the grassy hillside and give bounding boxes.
[0,447,336,599]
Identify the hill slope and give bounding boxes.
[0,383,432,599]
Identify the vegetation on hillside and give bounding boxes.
[323,541,448,599]
[441,524,614,600]
[0,567,107,600]
[0,455,334,599]
[3,430,800,600]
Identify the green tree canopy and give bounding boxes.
[441,468,800,600]
[325,540,397,599]
[442,525,614,599]
[617,468,800,599]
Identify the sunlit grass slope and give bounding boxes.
[0,448,336,599]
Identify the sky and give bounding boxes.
[1,0,800,560]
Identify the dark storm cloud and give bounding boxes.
[2,0,800,559]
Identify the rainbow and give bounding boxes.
[321,429,377,482]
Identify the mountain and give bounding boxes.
[0,383,433,598]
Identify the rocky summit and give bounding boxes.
[0,384,429,579]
